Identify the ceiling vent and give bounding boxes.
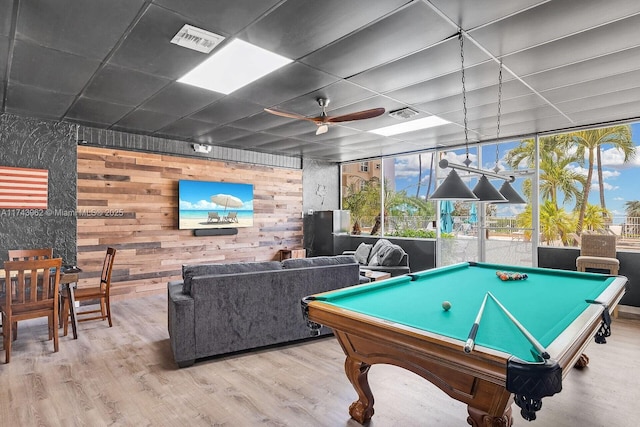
[192,143,212,154]
[388,107,419,120]
[171,24,225,54]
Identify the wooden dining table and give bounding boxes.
[0,267,81,339]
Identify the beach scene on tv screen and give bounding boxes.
[179,180,254,229]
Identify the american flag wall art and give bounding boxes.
[0,166,49,209]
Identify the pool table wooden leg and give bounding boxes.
[344,356,375,424]
[467,405,513,427]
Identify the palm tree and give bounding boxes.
[506,135,584,212]
[518,200,575,244]
[539,149,585,210]
[570,125,635,232]
[583,204,610,232]
[343,179,380,234]
[595,126,634,212]
[625,200,640,218]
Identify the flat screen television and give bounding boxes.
[178,179,254,229]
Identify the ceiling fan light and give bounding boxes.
[472,175,507,203]
[316,124,328,135]
[429,169,478,200]
[497,181,527,204]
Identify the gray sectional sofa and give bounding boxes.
[167,255,362,367]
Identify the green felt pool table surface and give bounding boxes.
[312,262,620,362]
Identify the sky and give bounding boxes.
[179,179,254,211]
[392,121,640,222]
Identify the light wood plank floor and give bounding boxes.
[1,295,638,426]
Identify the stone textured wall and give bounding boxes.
[0,114,77,263]
[301,159,340,256]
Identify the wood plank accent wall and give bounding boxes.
[77,146,303,300]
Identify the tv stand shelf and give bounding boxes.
[278,249,306,261]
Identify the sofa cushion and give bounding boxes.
[282,255,356,269]
[353,243,372,265]
[182,261,282,294]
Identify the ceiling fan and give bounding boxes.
[264,98,385,135]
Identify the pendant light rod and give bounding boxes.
[438,159,515,183]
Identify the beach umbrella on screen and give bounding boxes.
[211,194,243,211]
[469,203,477,224]
[440,200,454,233]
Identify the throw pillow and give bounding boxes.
[354,243,372,265]
[379,244,405,266]
[368,239,391,264]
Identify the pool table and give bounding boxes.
[301,262,626,426]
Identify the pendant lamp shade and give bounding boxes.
[472,175,507,202]
[429,169,478,200]
[497,181,526,204]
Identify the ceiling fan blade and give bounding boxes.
[264,108,318,122]
[327,108,385,123]
[316,124,329,135]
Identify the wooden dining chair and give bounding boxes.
[1,257,62,363]
[7,248,53,261]
[62,247,116,333]
[5,248,54,339]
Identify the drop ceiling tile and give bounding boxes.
[189,97,265,125]
[140,82,223,116]
[10,40,100,94]
[65,97,134,125]
[262,120,317,138]
[502,14,640,77]
[83,64,171,106]
[413,80,536,115]
[224,132,282,148]
[386,61,512,106]
[349,38,491,93]
[522,46,640,92]
[195,125,254,143]
[154,0,282,35]
[156,118,219,139]
[238,0,410,59]
[541,69,640,105]
[568,100,640,126]
[468,0,640,57]
[429,0,546,30]
[16,0,145,59]
[230,110,294,132]
[109,4,213,79]
[0,0,14,36]
[5,83,75,119]
[232,62,338,107]
[301,2,451,78]
[113,109,181,133]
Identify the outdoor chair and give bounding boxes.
[225,212,238,223]
[576,233,619,275]
[207,212,221,223]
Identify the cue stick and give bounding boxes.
[464,293,489,353]
[487,292,551,360]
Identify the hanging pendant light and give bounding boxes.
[430,32,478,201]
[497,181,526,204]
[473,175,507,202]
[491,60,526,204]
[430,169,478,200]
